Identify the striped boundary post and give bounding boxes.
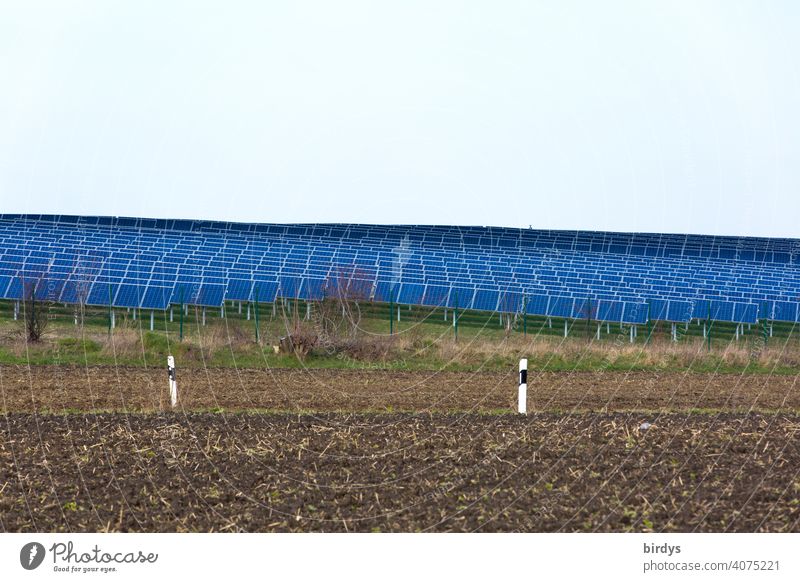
[518,358,528,414]
[168,355,177,408]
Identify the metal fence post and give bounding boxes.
[179,286,184,341]
[523,295,528,338]
[454,291,459,342]
[587,297,592,341]
[254,285,260,343]
[108,283,113,335]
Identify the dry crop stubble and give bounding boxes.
[0,413,798,532]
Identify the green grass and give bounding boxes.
[1,298,798,374]
[1,340,797,375]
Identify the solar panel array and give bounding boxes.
[1,214,799,325]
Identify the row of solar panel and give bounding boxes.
[2,251,797,308]
[4,230,799,289]
[2,217,799,323]
[2,271,797,325]
[2,215,798,263]
[2,269,796,312]
[3,232,799,283]
[4,232,800,280]
[4,213,797,254]
[4,256,796,294]
[6,237,797,275]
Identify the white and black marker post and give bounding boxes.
[167,355,177,408]
[518,358,528,414]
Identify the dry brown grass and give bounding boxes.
[101,324,144,360]
[428,333,800,371]
[2,309,799,372]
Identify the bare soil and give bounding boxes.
[1,366,797,532]
[0,366,797,412]
[1,413,798,532]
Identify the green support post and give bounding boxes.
[254,286,260,343]
[646,301,652,346]
[762,301,768,347]
[179,286,184,342]
[108,283,113,336]
[31,282,36,331]
[523,295,527,338]
[587,297,592,341]
[454,291,459,342]
[706,300,711,351]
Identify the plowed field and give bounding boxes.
[1,366,797,532]
[1,413,798,532]
[1,366,797,412]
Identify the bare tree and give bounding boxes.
[575,298,599,342]
[278,292,319,359]
[274,266,393,361]
[316,266,371,340]
[20,275,51,342]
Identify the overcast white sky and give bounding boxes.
[1,1,798,237]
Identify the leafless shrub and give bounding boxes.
[331,335,396,361]
[20,274,54,342]
[314,267,371,339]
[281,328,319,359]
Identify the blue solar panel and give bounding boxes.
[197,284,225,306]
[596,300,623,322]
[572,298,595,320]
[548,297,574,318]
[475,289,500,311]
[526,294,549,316]
[373,281,395,303]
[691,300,709,320]
[421,285,448,307]
[252,281,278,303]
[305,278,326,301]
[0,275,11,298]
[398,283,424,305]
[142,286,171,309]
[623,302,648,324]
[772,300,799,322]
[226,279,252,301]
[279,276,303,299]
[496,291,520,313]
[349,278,374,301]
[115,284,145,308]
[734,302,758,324]
[447,287,474,310]
[6,277,29,301]
[648,299,668,321]
[0,214,797,325]
[35,276,66,302]
[709,300,734,322]
[87,282,112,305]
[666,301,693,323]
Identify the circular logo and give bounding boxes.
[20,542,46,570]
